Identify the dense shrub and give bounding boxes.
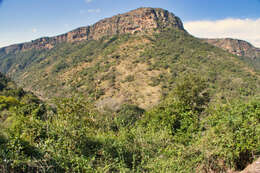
[199,100,260,170]
[115,104,144,128]
[0,94,259,172]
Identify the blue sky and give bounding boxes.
[1,0,260,47]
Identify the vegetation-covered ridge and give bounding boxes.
[1,27,260,110]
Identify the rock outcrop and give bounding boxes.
[240,157,260,173]
[0,7,184,54]
[203,38,260,59]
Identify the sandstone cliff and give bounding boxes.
[203,38,260,59]
[0,7,184,54]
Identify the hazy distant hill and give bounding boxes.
[204,38,260,59]
[204,38,260,71]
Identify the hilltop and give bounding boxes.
[0,8,184,54]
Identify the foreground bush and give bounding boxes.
[0,96,259,172]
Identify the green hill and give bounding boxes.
[0,27,259,110]
[0,7,259,172]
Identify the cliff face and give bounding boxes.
[204,38,260,59]
[0,7,184,54]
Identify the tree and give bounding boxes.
[171,74,210,112]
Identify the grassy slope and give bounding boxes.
[0,28,259,110]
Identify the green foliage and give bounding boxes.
[172,74,210,112]
[123,75,135,83]
[0,96,19,110]
[200,100,260,170]
[52,61,68,73]
[149,76,161,86]
[0,73,8,91]
[115,104,144,128]
[0,28,259,172]
[142,75,208,137]
[0,93,259,172]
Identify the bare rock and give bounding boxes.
[0,7,184,54]
[240,157,260,173]
[203,38,260,59]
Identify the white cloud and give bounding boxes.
[85,0,93,3]
[32,28,37,33]
[184,18,260,47]
[87,8,100,13]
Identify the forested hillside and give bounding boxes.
[0,28,259,110]
[0,7,259,172]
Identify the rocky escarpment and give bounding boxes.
[0,7,184,54]
[203,38,260,59]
